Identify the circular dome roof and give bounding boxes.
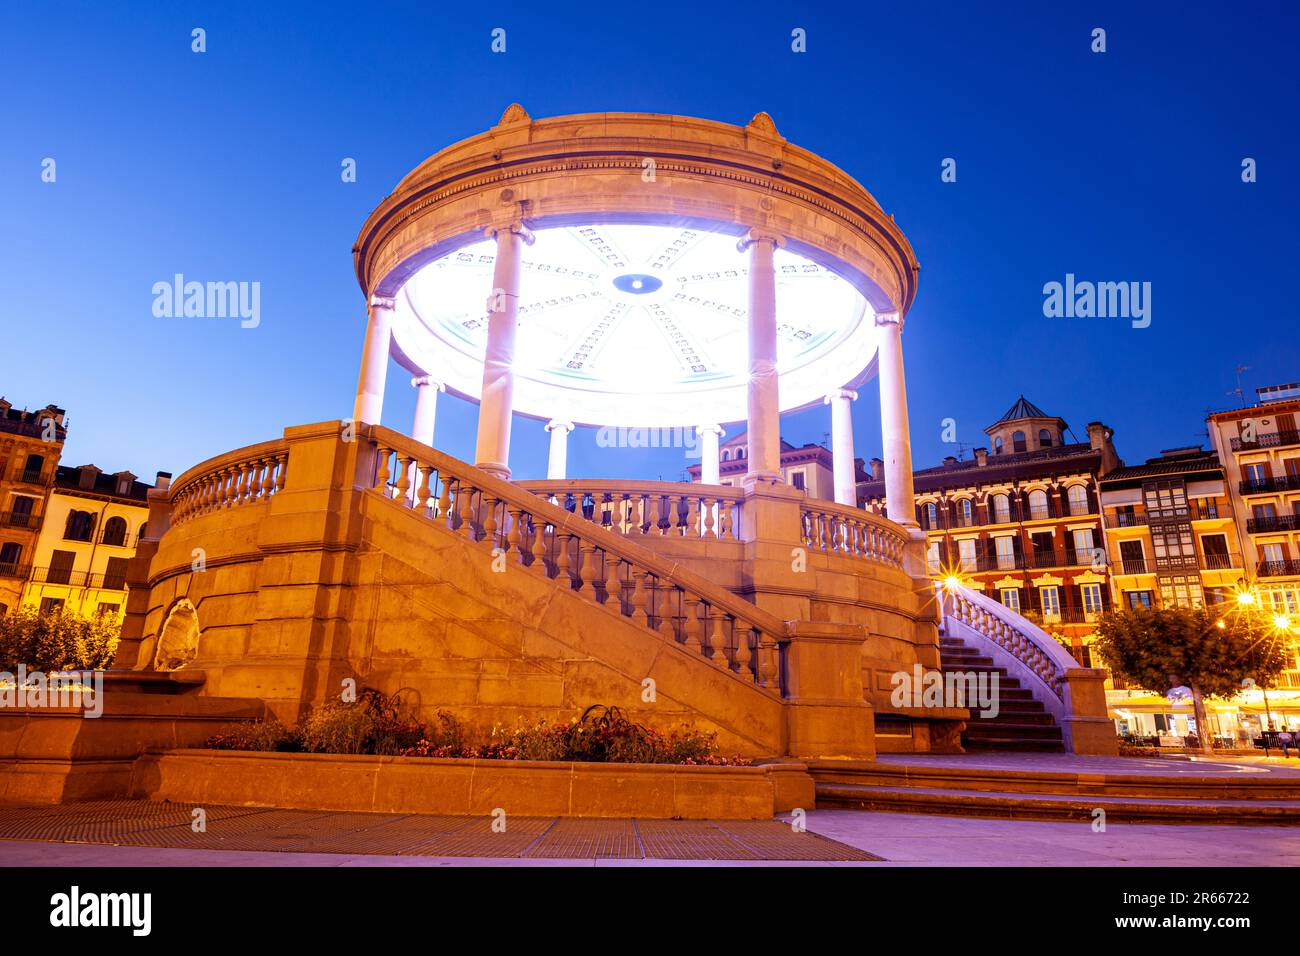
[355,106,919,428]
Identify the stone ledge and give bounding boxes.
[129,750,815,820]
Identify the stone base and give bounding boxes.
[130,750,815,820]
[784,700,876,760]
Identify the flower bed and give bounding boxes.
[207,695,750,767]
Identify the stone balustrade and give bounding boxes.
[370,427,786,692]
[940,583,1072,701]
[169,441,289,526]
[799,500,908,570]
[516,480,743,542]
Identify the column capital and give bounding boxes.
[369,294,397,312]
[824,388,858,404]
[695,423,725,438]
[873,309,904,329]
[545,419,575,434]
[411,375,445,392]
[736,228,787,253]
[484,220,536,246]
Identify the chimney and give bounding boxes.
[974,447,989,467]
[155,471,173,492]
[943,455,958,467]
[869,457,884,481]
[1087,422,1121,476]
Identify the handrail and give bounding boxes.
[799,498,908,569]
[939,582,1076,701]
[515,478,744,542]
[366,425,788,694]
[169,438,289,526]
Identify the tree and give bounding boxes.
[0,606,120,672]
[1093,605,1289,754]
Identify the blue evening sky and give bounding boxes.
[2,1,1296,483]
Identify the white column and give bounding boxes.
[824,389,858,505]
[545,420,574,479]
[474,221,532,479]
[738,229,785,483]
[411,376,444,447]
[696,424,724,484]
[875,311,917,526]
[352,295,396,425]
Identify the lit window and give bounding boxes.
[1040,586,1061,620]
[1001,588,1021,612]
[1067,485,1089,516]
[1082,583,1103,618]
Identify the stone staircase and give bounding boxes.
[938,632,1064,753]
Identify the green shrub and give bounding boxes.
[208,721,302,752]
[0,606,119,672]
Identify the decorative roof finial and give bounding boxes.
[498,103,531,126]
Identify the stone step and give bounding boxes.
[961,739,1067,752]
[814,783,1300,825]
[968,711,1057,726]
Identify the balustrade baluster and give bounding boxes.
[604,553,622,610]
[707,606,727,664]
[683,595,703,652]
[735,625,753,679]
[629,570,649,624]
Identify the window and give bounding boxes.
[923,502,938,528]
[1159,574,1204,609]
[1038,428,1052,448]
[926,542,941,574]
[40,597,65,614]
[21,454,44,482]
[1081,583,1104,619]
[1244,463,1267,485]
[995,536,1016,570]
[1119,539,1145,574]
[1072,528,1097,564]
[721,450,731,462]
[1125,590,1153,609]
[994,437,1004,454]
[1028,489,1049,520]
[8,496,34,528]
[96,603,120,618]
[0,542,21,573]
[1001,588,1021,612]
[790,470,806,491]
[992,493,1011,524]
[48,549,76,585]
[1030,531,1054,566]
[1067,484,1089,516]
[1012,430,1027,453]
[64,510,95,542]
[1262,543,1286,565]
[1253,503,1277,521]
[103,557,129,591]
[958,539,977,572]
[102,516,128,546]
[1040,586,1061,620]
[957,498,973,527]
[1200,533,1230,569]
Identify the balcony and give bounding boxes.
[1200,553,1242,571]
[1,510,41,530]
[1023,607,1102,626]
[1247,514,1300,534]
[1240,475,1300,495]
[98,531,137,549]
[27,566,128,590]
[1258,559,1300,578]
[0,562,31,579]
[957,550,1106,573]
[13,468,44,485]
[1230,430,1300,452]
[1109,512,1147,528]
[1115,558,1153,575]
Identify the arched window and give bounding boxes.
[139,523,148,542]
[1038,428,1052,448]
[64,510,95,542]
[1067,484,1089,516]
[958,498,973,526]
[721,450,731,462]
[737,447,746,460]
[992,493,1011,524]
[102,516,127,546]
[1012,430,1027,453]
[994,437,1004,454]
[1028,489,1049,519]
[925,502,938,529]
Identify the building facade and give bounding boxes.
[0,399,67,615]
[20,464,163,621]
[858,397,1121,666]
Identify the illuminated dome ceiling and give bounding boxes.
[391,221,878,428]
